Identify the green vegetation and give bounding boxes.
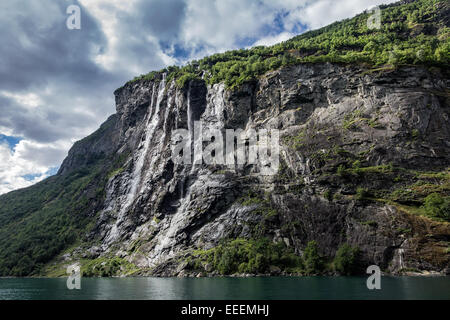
[107,167,125,180]
[0,165,106,276]
[0,130,130,276]
[128,71,159,83]
[309,140,449,222]
[238,192,265,206]
[237,191,278,220]
[189,238,302,275]
[127,0,449,89]
[302,241,323,275]
[385,169,450,221]
[333,244,361,275]
[342,109,383,131]
[361,221,378,228]
[323,189,332,201]
[1,0,448,277]
[422,193,450,220]
[81,257,138,277]
[356,187,370,201]
[188,240,366,275]
[347,165,450,221]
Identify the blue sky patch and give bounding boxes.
[22,166,59,182]
[0,134,22,150]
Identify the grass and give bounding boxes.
[107,167,124,180]
[81,257,139,277]
[237,191,279,219]
[123,0,449,90]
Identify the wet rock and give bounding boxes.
[63,63,449,275]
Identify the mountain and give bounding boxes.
[0,0,449,277]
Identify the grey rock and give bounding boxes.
[62,63,449,275]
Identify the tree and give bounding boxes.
[422,193,450,221]
[333,244,360,275]
[303,241,322,275]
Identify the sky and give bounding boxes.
[0,0,398,195]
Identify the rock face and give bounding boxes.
[59,63,450,276]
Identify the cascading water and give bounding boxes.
[186,82,196,174]
[187,83,204,174]
[140,79,173,193]
[105,74,166,244]
[147,83,202,266]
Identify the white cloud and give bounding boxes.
[0,0,401,194]
[78,0,138,73]
[0,91,42,109]
[79,0,177,77]
[182,0,272,51]
[253,32,296,47]
[0,140,66,194]
[285,0,397,30]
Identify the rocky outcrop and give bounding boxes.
[61,63,449,276]
[58,114,120,175]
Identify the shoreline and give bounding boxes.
[3,271,448,279]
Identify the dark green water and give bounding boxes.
[0,277,448,300]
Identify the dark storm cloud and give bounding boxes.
[132,0,187,44]
[108,0,187,74]
[0,0,117,92]
[0,0,126,145]
[0,0,191,193]
[0,0,189,147]
[0,95,97,143]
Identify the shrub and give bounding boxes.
[333,244,361,275]
[125,0,448,90]
[356,187,370,200]
[352,160,361,169]
[175,72,201,88]
[190,238,302,275]
[82,257,137,277]
[337,165,347,177]
[303,241,322,275]
[422,193,450,221]
[323,190,332,201]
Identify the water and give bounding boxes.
[105,75,166,245]
[0,277,448,300]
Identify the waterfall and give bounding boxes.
[186,82,197,173]
[148,180,195,266]
[398,248,404,270]
[186,83,198,174]
[187,81,193,143]
[140,78,173,190]
[127,73,166,204]
[106,74,166,244]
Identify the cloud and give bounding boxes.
[79,0,179,76]
[0,0,399,194]
[284,0,397,30]
[0,0,123,194]
[0,140,65,194]
[0,0,112,92]
[253,32,296,47]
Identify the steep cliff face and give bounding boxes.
[1,0,448,277]
[55,63,449,276]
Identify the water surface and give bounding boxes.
[0,276,448,300]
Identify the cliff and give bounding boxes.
[59,63,450,276]
[0,0,449,277]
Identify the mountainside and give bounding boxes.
[0,0,449,277]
